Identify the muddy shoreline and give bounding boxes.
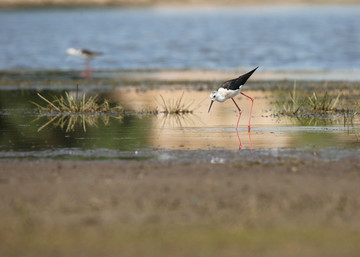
[1,157,360,256]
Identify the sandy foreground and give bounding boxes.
[1,157,360,256]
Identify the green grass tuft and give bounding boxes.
[306,91,341,112]
[277,82,346,116]
[280,82,302,115]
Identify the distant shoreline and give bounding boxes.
[1,69,360,83]
[1,0,360,9]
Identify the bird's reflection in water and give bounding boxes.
[35,114,123,133]
[236,130,252,150]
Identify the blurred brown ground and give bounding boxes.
[1,158,360,256]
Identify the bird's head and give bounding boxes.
[210,91,217,100]
[208,91,217,113]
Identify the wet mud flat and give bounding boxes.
[1,154,360,257]
[1,70,360,256]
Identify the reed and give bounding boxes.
[277,82,345,116]
[306,91,341,112]
[158,92,200,115]
[280,82,302,115]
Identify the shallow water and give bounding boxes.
[1,88,359,160]
[1,5,360,71]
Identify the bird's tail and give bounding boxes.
[236,66,259,85]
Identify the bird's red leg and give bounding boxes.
[81,60,90,79]
[240,92,254,131]
[86,60,92,80]
[248,130,252,151]
[231,98,242,131]
[236,129,242,150]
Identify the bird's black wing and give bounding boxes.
[220,67,258,90]
[81,49,94,55]
[81,49,102,56]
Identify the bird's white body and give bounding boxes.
[210,87,242,103]
[66,48,88,59]
[66,48,101,60]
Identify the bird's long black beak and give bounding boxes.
[208,100,214,113]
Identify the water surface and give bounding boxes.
[1,89,359,160]
[1,5,360,71]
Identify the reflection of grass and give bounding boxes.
[36,114,123,133]
[343,110,357,126]
[288,115,346,127]
[159,112,203,129]
[291,116,334,127]
[31,87,123,114]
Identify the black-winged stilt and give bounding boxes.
[66,48,102,79]
[208,67,258,131]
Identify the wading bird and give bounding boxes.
[208,67,258,131]
[66,48,102,79]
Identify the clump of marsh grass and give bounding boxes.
[306,91,341,112]
[279,82,302,115]
[277,82,344,116]
[31,86,123,114]
[31,86,125,132]
[158,92,200,115]
[153,92,204,128]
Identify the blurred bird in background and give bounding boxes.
[66,48,102,79]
